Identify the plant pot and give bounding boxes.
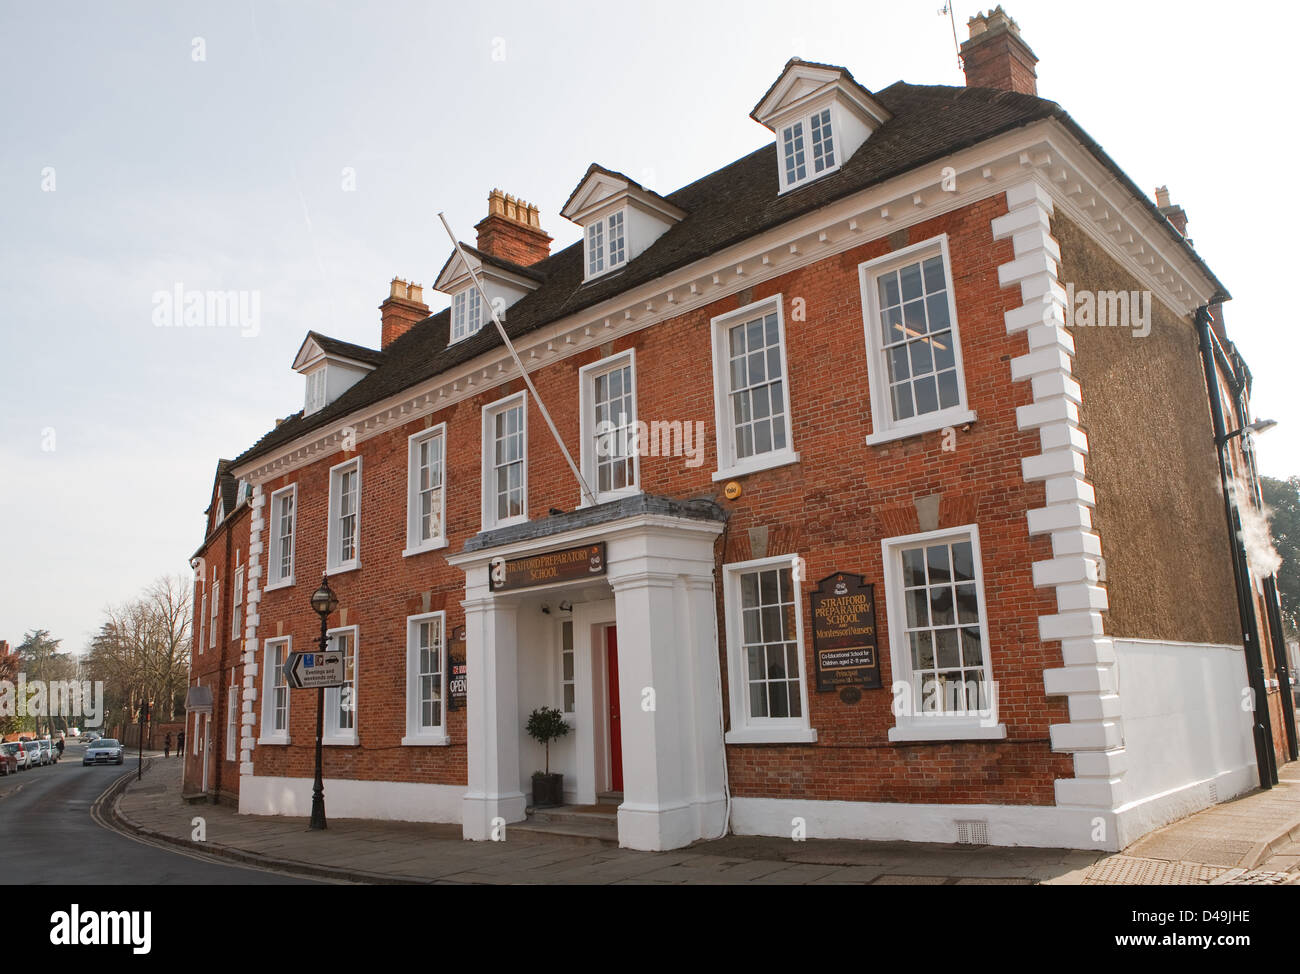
[532,772,564,808]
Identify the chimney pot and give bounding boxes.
[474,188,553,266]
[961,6,1038,96]
[380,276,429,349]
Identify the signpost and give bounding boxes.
[809,573,881,692]
[285,650,346,690]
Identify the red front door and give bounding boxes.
[606,626,623,791]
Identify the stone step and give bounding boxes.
[511,816,618,846]
[528,804,618,828]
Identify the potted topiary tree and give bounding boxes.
[526,706,570,807]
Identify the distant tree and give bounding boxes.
[15,630,76,736]
[1262,475,1300,638]
[0,648,18,737]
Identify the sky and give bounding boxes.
[1,0,1296,655]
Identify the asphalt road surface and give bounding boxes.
[0,741,320,884]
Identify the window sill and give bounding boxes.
[724,726,818,745]
[324,562,360,577]
[401,733,451,747]
[323,735,358,747]
[577,487,642,509]
[887,721,1006,743]
[257,735,290,746]
[265,577,295,593]
[865,409,976,448]
[712,449,801,483]
[483,514,528,532]
[402,538,449,559]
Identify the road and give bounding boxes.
[0,740,320,884]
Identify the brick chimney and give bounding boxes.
[380,277,429,349]
[474,189,552,266]
[1154,185,1190,238]
[961,6,1038,96]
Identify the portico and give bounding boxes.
[447,495,728,852]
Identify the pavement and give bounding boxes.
[106,757,1300,885]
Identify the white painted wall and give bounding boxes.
[240,775,463,824]
[1112,638,1257,841]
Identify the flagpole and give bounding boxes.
[437,211,596,508]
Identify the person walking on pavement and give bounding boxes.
[164,732,171,758]
[56,737,64,758]
[177,729,185,755]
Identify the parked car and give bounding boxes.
[82,739,124,766]
[13,741,37,770]
[34,740,52,766]
[43,740,59,764]
[0,743,18,776]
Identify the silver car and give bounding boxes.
[82,739,125,765]
[15,741,39,769]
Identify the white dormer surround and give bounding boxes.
[751,59,892,194]
[292,333,380,416]
[434,246,541,343]
[561,165,688,282]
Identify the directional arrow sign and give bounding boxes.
[285,650,346,690]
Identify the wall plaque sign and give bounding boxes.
[809,572,881,691]
[489,542,606,592]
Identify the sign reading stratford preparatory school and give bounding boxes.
[809,572,881,691]
[489,542,606,592]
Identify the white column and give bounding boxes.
[461,584,526,840]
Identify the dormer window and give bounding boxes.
[781,108,836,189]
[305,367,327,415]
[562,165,686,282]
[452,287,484,342]
[752,59,891,195]
[292,331,382,416]
[585,209,627,278]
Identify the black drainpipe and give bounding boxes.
[1196,305,1277,788]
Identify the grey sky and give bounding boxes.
[1,0,1295,654]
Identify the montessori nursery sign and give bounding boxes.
[809,572,881,691]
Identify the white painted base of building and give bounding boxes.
[1110,763,1256,849]
[239,775,462,824]
[731,796,1117,850]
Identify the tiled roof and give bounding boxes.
[233,79,1225,469]
[304,331,385,367]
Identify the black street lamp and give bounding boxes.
[308,573,339,830]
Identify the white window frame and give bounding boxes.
[403,612,449,746]
[558,618,576,717]
[481,390,528,530]
[305,366,327,415]
[404,425,448,556]
[451,286,484,343]
[225,672,238,761]
[259,636,291,744]
[859,235,976,445]
[231,563,244,641]
[710,294,800,482]
[584,207,628,281]
[778,106,841,193]
[578,348,640,506]
[266,484,297,590]
[324,626,358,745]
[208,579,219,650]
[326,457,362,574]
[880,524,1005,742]
[198,592,207,656]
[722,554,816,744]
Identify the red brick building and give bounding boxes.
[189,9,1294,850]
